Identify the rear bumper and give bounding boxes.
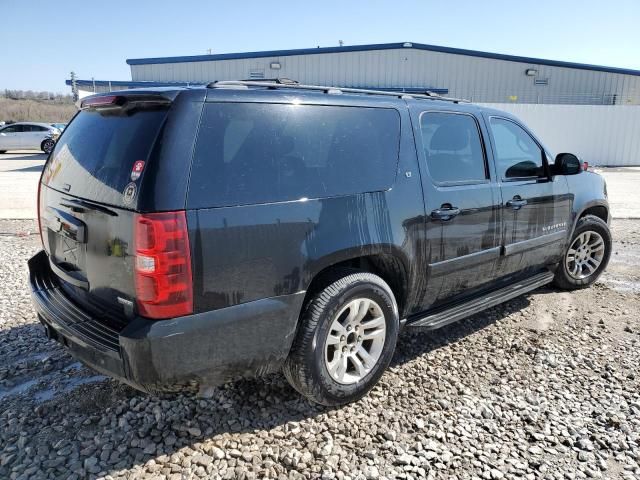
[28,250,304,393]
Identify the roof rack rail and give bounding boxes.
[207,80,469,103]
[239,77,300,85]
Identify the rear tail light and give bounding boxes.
[583,161,589,171]
[134,211,193,319]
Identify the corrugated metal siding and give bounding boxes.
[481,103,640,166]
[130,48,640,105]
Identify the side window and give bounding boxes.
[489,118,544,179]
[420,112,487,184]
[1,125,21,133]
[189,103,401,208]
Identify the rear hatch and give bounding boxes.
[38,90,196,321]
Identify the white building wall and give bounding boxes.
[481,103,640,166]
[130,48,640,105]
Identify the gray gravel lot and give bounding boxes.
[0,219,639,480]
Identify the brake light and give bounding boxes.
[134,211,193,319]
[81,95,126,109]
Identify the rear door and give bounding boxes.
[28,125,50,149]
[39,95,173,318]
[412,108,502,309]
[485,116,571,277]
[22,125,42,149]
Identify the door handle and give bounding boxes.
[506,197,528,210]
[430,205,461,221]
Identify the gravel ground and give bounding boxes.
[0,219,639,480]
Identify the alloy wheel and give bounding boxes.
[565,230,605,280]
[323,298,386,385]
[43,139,55,154]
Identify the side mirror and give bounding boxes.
[554,153,582,175]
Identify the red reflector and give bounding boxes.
[37,180,45,247]
[81,95,126,109]
[134,211,193,319]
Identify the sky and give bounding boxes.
[1,0,639,93]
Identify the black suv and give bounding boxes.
[29,81,611,406]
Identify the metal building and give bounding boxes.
[65,42,640,165]
[117,42,640,105]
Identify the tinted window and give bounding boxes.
[23,125,47,132]
[420,112,487,183]
[1,125,22,133]
[490,118,544,178]
[189,103,400,207]
[42,108,168,208]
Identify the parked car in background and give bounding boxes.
[0,122,60,154]
[51,123,67,132]
[29,83,611,406]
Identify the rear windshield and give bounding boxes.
[188,103,401,208]
[43,108,168,208]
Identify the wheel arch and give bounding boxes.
[302,248,410,320]
[570,201,610,236]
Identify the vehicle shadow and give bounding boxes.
[0,292,536,478]
[391,292,533,368]
[7,165,44,173]
[0,153,47,161]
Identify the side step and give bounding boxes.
[406,270,555,330]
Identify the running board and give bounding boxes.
[406,270,555,330]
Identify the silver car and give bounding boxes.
[0,122,61,154]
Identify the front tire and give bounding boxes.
[284,271,399,406]
[553,214,611,290]
[41,139,55,154]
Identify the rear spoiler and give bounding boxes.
[79,92,178,110]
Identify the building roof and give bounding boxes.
[125,42,640,77]
[65,79,204,88]
[64,79,449,94]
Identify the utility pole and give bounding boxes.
[70,71,78,101]
[206,48,212,55]
[338,40,344,47]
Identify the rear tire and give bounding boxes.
[553,214,611,290]
[284,272,399,406]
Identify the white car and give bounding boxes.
[0,122,60,154]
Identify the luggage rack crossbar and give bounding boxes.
[208,79,469,103]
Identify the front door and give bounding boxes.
[485,116,572,278]
[0,125,22,150]
[413,109,502,310]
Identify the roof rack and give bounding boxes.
[239,77,299,85]
[207,80,469,103]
